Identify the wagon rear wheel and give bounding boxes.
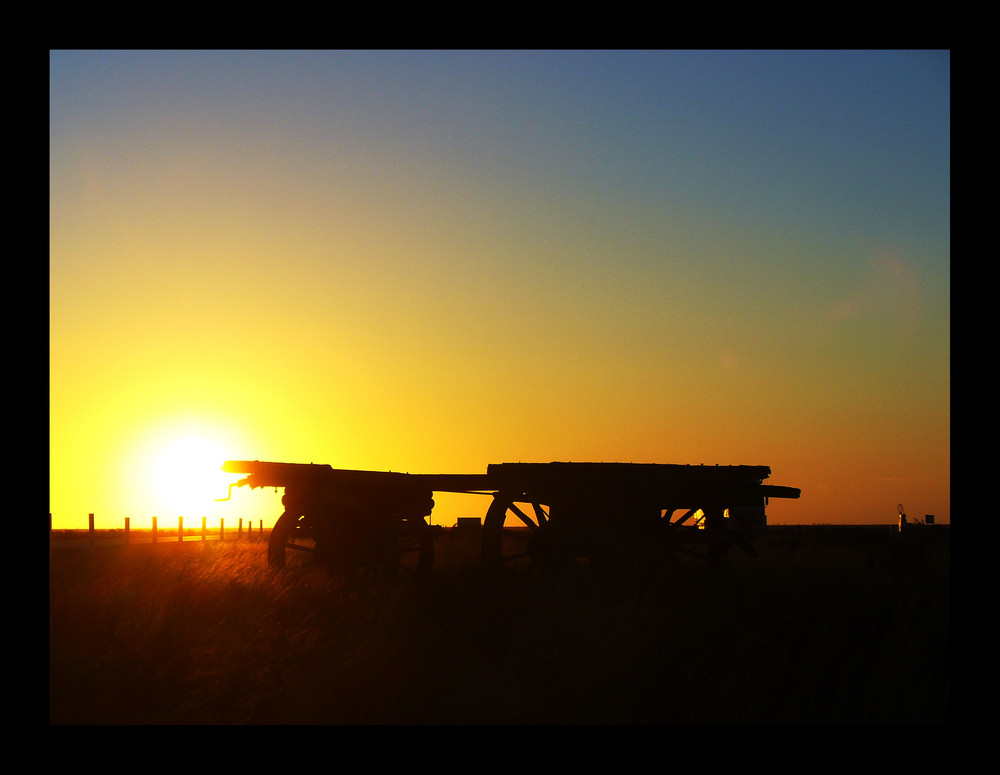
[658,506,734,563]
[481,493,598,571]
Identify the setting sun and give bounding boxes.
[150,434,230,518]
[95,416,277,530]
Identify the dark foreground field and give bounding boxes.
[50,526,949,724]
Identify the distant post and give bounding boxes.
[202,516,207,541]
[238,517,243,539]
[125,516,130,545]
[178,516,184,542]
[220,518,224,541]
[89,513,95,550]
[152,516,158,543]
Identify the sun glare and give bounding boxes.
[150,434,232,519]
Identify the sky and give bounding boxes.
[49,50,950,530]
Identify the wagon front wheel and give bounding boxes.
[267,511,316,568]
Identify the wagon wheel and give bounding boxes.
[481,493,597,570]
[267,510,317,568]
[659,506,732,563]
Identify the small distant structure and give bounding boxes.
[897,504,936,533]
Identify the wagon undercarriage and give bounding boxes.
[267,510,436,576]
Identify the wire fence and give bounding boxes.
[49,513,269,548]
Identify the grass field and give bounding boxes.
[49,525,949,724]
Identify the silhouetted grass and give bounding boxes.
[49,527,949,724]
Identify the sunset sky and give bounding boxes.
[50,50,950,530]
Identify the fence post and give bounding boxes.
[88,513,95,551]
[202,516,207,541]
[125,516,130,545]
[152,516,157,543]
[238,517,243,540]
[220,518,224,542]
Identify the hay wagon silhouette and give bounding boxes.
[219,460,800,573]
